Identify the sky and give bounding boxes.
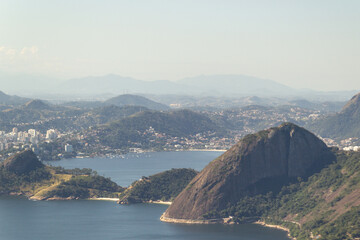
[0,0,359,91]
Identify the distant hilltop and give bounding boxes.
[104,94,169,111]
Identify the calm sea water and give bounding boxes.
[0,151,290,240]
[47,151,225,187]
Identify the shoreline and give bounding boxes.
[182,149,227,152]
[160,214,224,224]
[51,149,227,161]
[87,197,119,201]
[28,195,120,202]
[253,221,296,240]
[147,200,172,205]
[160,215,296,240]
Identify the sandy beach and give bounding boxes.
[88,197,119,201]
[254,221,296,240]
[147,200,172,205]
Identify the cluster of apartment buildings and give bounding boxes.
[0,127,60,151]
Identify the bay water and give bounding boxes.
[0,151,290,240]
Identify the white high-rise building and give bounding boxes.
[46,129,57,140]
[65,144,73,153]
[28,129,37,137]
[12,127,18,134]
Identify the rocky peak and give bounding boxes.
[162,123,335,221]
[2,150,44,175]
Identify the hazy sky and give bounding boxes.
[0,0,359,91]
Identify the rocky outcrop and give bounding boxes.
[162,123,335,221]
[2,150,44,174]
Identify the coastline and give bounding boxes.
[88,197,119,201]
[253,221,296,240]
[160,214,224,224]
[147,200,172,205]
[160,214,296,239]
[28,195,120,202]
[183,149,227,152]
[53,149,227,161]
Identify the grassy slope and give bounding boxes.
[1,166,123,200]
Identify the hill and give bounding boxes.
[60,100,105,109]
[104,94,169,111]
[3,150,44,174]
[307,92,360,140]
[0,101,146,133]
[118,168,198,204]
[0,90,29,105]
[162,123,334,221]
[84,105,146,124]
[0,150,123,199]
[0,100,84,132]
[93,109,226,149]
[161,123,360,239]
[23,99,52,110]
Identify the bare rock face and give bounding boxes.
[3,150,43,175]
[162,123,335,221]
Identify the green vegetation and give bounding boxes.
[104,94,169,111]
[202,150,360,240]
[0,165,51,193]
[44,174,124,199]
[119,168,198,203]
[0,150,123,200]
[316,206,360,240]
[94,109,225,149]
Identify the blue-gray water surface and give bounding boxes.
[0,151,290,240]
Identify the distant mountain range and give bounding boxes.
[0,90,29,106]
[58,74,356,100]
[0,72,357,101]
